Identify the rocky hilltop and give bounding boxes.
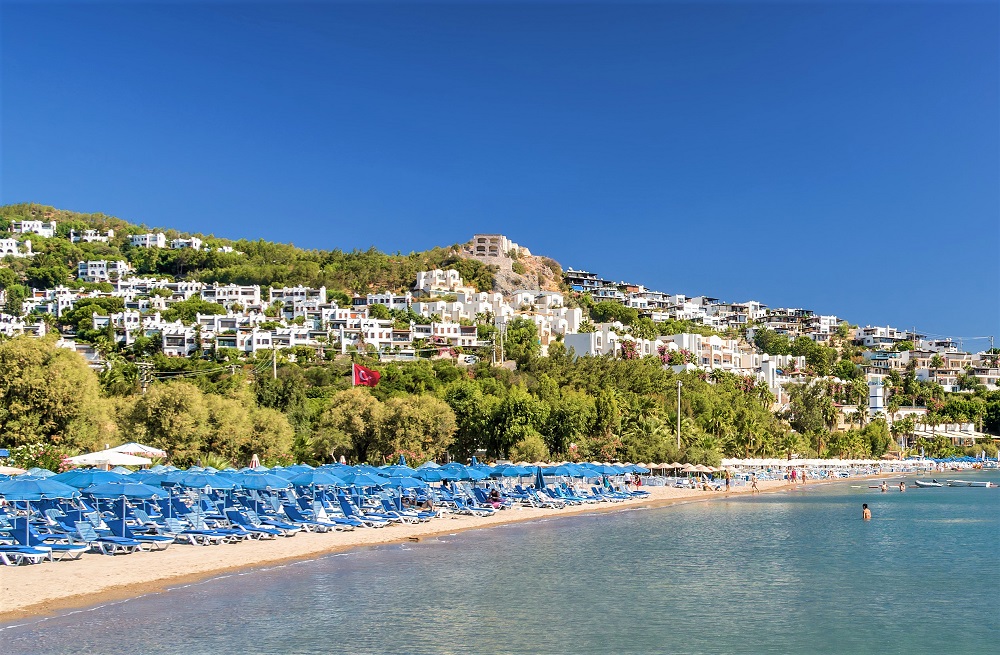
[457,234,564,296]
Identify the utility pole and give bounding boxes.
[138,362,153,395]
[272,344,277,380]
[676,380,682,449]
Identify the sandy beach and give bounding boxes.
[0,478,840,623]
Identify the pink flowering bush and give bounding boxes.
[5,443,74,473]
[620,340,639,361]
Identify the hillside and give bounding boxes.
[0,203,542,297]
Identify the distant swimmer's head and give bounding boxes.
[863,503,868,509]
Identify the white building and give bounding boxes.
[414,269,474,295]
[0,238,32,258]
[854,325,919,350]
[130,233,167,248]
[77,260,132,283]
[171,236,202,251]
[0,313,46,338]
[200,283,261,310]
[70,229,114,243]
[11,220,56,238]
[269,285,326,306]
[469,234,529,258]
[367,292,412,311]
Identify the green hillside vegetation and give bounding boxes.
[0,203,497,297]
[2,334,996,471]
[1,203,997,470]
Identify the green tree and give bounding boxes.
[591,301,638,325]
[503,317,541,365]
[162,297,227,324]
[125,381,208,465]
[486,385,548,458]
[786,381,836,438]
[367,303,391,320]
[544,389,596,456]
[510,433,550,462]
[444,381,497,461]
[0,336,117,451]
[315,388,384,463]
[381,395,456,463]
[753,327,791,355]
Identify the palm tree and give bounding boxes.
[856,402,869,428]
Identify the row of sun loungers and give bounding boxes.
[0,480,650,566]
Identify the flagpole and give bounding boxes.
[351,363,356,387]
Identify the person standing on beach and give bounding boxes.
[725,469,731,491]
[750,473,759,494]
[862,504,871,520]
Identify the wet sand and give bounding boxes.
[0,478,832,623]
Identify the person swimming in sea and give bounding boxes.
[898,481,906,492]
[862,503,871,520]
[880,481,887,493]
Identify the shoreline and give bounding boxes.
[0,474,891,624]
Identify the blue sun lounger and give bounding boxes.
[10,518,89,561]
[74,521,143,555]
[0,544,53,565]
[335,496,390,528]
[106,515,173,551]
[224,509,286,538]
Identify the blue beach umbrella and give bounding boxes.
[543,465,579,477]
[131,471,175,487]
[84,481,164,499]
[398,454,407,466]
[381,465,417,477]
[110,466,135,475]
[0,477,80,501]
[174,472,237,490]
[534,466,546,489]
[585,463,621,476]
[382,476,428,490]
[417,461,440,469]
[236,472,292,491]
[0,477,80,546]
[413,468,445,483]
[339,471,385,488]
[25,467,56,478]
[53,469,128,488]
[288,470,345,488]
[441,464,488,481]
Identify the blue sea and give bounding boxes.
[3,475,997,654]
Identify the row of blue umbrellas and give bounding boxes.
[2,458,650,492]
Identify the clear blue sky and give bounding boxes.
[2,1,997,344]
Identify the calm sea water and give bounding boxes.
[3,474,998,654]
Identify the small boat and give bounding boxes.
[914,480,943,488]
[947,480,971,487]
[946,480,995,487]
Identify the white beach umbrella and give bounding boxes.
[68,450,152,466]
[108,442,167,458]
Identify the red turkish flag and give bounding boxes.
[353,363,381,387]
